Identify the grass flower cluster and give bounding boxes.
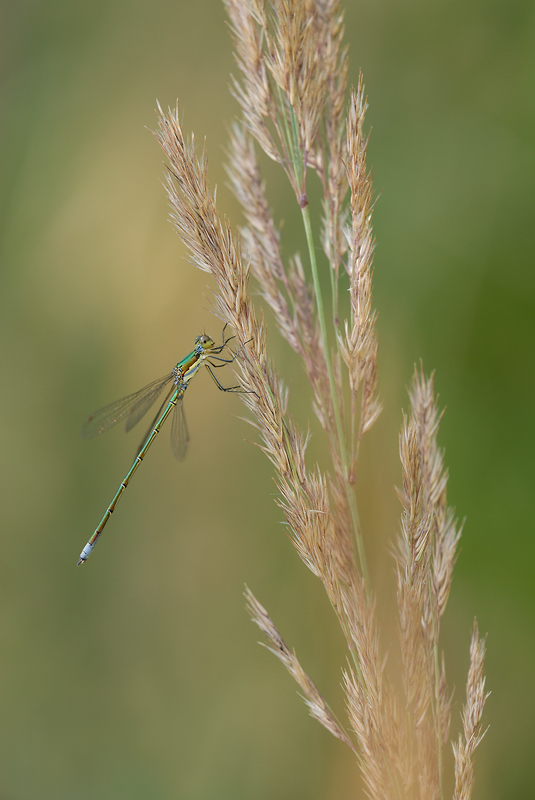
[155,0,489,796]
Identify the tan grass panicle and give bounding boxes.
[155,0,489,796]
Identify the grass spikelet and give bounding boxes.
[453,621,490,800]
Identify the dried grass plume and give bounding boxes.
[155,0,489,796]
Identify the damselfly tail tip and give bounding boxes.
[77,542,94,566]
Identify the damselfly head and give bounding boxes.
[195,333,214,351]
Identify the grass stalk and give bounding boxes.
[301,202,369,588]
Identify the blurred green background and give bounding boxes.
[1,0,534,797]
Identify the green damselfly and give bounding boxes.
[78,327,247,566]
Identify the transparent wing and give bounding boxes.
[81,373,174,439]
[125,375,175,433]
[170,393,189,461]
[135,385,176,457]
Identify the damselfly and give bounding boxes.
[78,327,246,566]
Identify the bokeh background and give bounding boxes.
[1,0,534,797]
